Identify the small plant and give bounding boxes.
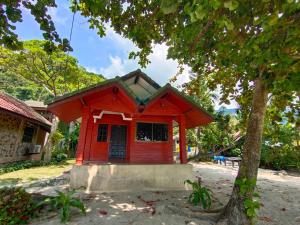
[45,190,86,223]
[235,178,260,219]
[0,187,39,225]
[184,179,212,209]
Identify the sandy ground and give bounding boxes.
[193,163,300,225]
[28,162,300,225]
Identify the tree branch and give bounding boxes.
[189,19,214,54]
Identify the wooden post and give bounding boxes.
[76,107,90,165]
[179,114,187,164]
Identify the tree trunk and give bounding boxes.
[218,77,268,225]
[43,116,58,161]
[67,121,75,157]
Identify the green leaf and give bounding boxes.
[246,208,256,217]
[195,5,206,20]
[244,198,253,208]
[190,12,198,23]
[211,0,222,9]
[70,199,86,214]
[224,19,234,30]
[160,0,178,14]
[224,1,239,11]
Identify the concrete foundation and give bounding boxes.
[70,164,193,192]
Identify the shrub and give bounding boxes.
[0,187,38,225]
[260,145,300,170]
[54,153,68,162]
[184,179,212,209]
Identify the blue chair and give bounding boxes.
[213,155,226,165]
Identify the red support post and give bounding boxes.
[76,107,90,165]
[179,114,187,164]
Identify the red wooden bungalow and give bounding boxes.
[48,70,213,166]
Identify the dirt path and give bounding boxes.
[30,162,300,225]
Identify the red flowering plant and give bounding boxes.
[0,187,39,224]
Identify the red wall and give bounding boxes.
[84,114,174,164]
[128,117,173,164]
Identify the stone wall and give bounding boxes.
[0,111,47,164]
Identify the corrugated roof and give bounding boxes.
[0,92,51,127]
[25,100,47,109]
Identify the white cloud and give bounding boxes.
[88,37,190,86]
[105,27,137,52]
[87,29,239,109]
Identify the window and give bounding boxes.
[97,124,108,142]
[136,122,168,141]
[22,127,35,143]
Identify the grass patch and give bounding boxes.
[0,159,75,186]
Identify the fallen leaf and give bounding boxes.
[99,210,108,215]
[259,216,273,222]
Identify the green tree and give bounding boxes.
[0,0,70,50]
[178,73,236,156]
[260,103,300,170]
[70,1,299,224]
[2,1,299,224]
[0,71,52,101]
[0,40,104,97]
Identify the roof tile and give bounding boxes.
[0,92,51,127]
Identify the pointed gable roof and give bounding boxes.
[121,69,161,102]
[47,70,213,128]
[143,84,213,128]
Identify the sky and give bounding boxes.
[15,0,238,109]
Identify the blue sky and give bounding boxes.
[15,0,238,109]
[15,0,189,86]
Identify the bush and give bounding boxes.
[54,153,68,162]
[260,145,300,170]
[0,187,38,224]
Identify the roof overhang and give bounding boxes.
[47,79,138,122]
[144,85,214,128]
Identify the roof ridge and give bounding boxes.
[121,69,161,89]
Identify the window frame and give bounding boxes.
[22,126,36,143]
[97,124,108,142]
[135,121,169,142]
